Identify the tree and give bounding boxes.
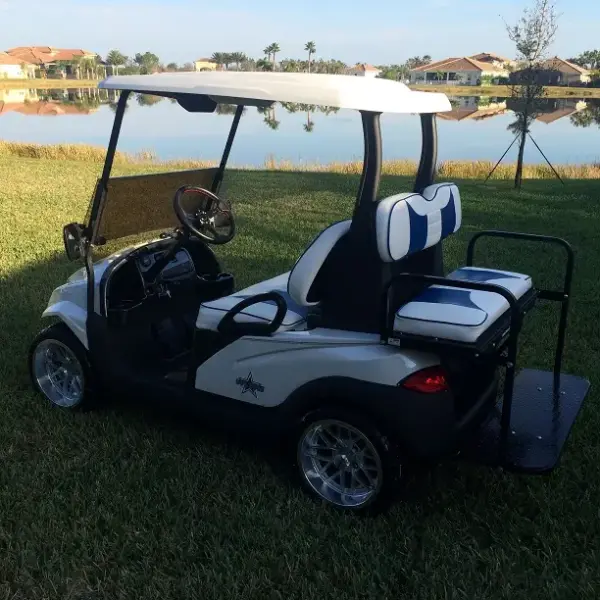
[136,93,164,106]
[505,0,558,189]
[134,52,160,74]
[305,41,316,73]
[181,62,195,72]
[267,43,280,67]
[256,58,273,72]
[405,56,432,70]
[166,62,178,71]
[569,50,600,70]
[106,49,127,75]
[570,99,600,128]
[211,52,227,70]
[228,52,247,70]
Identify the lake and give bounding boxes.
[1,87,599,166]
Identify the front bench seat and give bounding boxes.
[375,183,534,344]
[195,220,351,333]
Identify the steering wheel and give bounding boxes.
[173,185,235,245]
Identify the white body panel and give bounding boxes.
[195,328,439,407]
[41,246,141,348]
[99,72,452,114]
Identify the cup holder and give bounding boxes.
[199,272,234,299]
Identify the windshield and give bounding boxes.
[90,167,219,245]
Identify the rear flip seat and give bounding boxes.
[394,267,533,343]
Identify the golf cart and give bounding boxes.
[29,72,590,512]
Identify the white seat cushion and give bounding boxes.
[394,268,533,343]
[196,272,308,333]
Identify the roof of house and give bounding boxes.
[0,100,95,116]
[0,51,33,65]
[470,52,513,63]
[99,71,452,114]
[542,57,590,75]
[411,56,506,73]
[5,47,96,64]
[352,63,381,72]
[195,58,216,63]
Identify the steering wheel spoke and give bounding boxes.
[173,186,235,245]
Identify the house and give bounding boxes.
[436,96,508,122]
[505,97,588,124]
[346,64,381,78]
[5,47,99,77]
[194,58,218,71]
[0,52,35,79]
[410,55,510,86]
[469,52,515,69]
[509,58,591,86]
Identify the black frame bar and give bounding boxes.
[467,230,574,388]
[414,114,438,193]
[87,90,131,244]
[382,272,522,459]
[211,104,244,194]
[351,111,382,227]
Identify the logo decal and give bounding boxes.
[236,372,265,398]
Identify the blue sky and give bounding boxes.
[1,0,598,65]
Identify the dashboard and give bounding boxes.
[136,247,196,283]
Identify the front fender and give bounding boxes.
[42,301,88,349]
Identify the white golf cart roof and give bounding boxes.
[99,72,451,114]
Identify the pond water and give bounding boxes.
[1,87,599,166]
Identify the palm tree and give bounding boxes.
[303,110,314,133]
[269,43,281,68]
[106,49,127,76]
[263,45,273,62]
[229,52,247,70]
[211,52,226,70]
[305,41,316,73]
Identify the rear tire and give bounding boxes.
[295,407,403,514]
[29,323,96,411]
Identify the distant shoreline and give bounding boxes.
[1,140,599,180]
[2,77,600,99]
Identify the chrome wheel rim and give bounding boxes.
[298,419,383,508]
[32,339,84,408]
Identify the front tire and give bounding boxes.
[295,407,402,513]
[29,323,95,410]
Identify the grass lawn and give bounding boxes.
[1,156,599,599]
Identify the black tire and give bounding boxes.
[294,406,403,514]
[28,322,96,411]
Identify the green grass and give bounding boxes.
[1,156,599,599]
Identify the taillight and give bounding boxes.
[401,367,449,394]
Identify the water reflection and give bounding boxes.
[2,87,598,132]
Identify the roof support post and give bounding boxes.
[88,90,130,241]
[414,113,438,192]
[352,111,382,228]
[212,104,244,194]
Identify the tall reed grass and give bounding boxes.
[2,140,599,180]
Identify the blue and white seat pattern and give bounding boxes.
[376,183,462,262]
[376,182,534,343]
[394,267,533,343]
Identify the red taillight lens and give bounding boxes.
[401,367,449,394]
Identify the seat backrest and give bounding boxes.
[375,183,461,263]
[287,220,351,307]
